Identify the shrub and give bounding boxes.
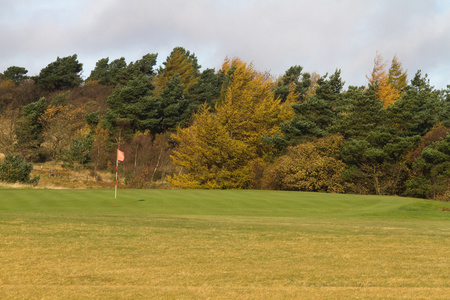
[262,135,346,192]
[0,153,40,185]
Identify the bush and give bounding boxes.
[62,134,94,170]
[0,153,40,185]
[262,135,346,192]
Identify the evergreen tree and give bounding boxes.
[159,74,189,131]
[335,85,385,139]
[439,85,450,127]
[62,134,94,169]
[3,66,28,84]
[274,65,311,103]
[15,97,47,161]
[386,71,441,137]
[0,153,39,185]
[87,57,110,84]
[35,55,83,91]
[280,69,344,145]
[87,53,158,86]
[186,68,223,111]
[405,133,450,200]
[128,53,158,77]
[105,76,159,134]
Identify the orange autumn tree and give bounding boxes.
[169,58,295,189]
[367,52,407,108]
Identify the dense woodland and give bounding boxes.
[0,47,449,200]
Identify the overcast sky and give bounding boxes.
[1,0,449,89]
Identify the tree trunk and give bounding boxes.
[151,148,163,183]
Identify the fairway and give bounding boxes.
[1,189,449,299]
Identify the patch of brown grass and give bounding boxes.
[30,162,115,189]
[0,214,449,299]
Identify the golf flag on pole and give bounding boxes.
[117,149,125,162]
[115,149,124,207]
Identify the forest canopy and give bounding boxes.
[1,48,449,200]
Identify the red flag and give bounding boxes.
[117,149,125,162]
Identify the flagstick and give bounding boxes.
[115,147,124,207]
[114,158,118,207]
[115,130,121,208]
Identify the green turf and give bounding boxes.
[1,189,449,299]
[1,189,449,219]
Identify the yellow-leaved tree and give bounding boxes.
[217,57,294,156]
[367,52,407,108]
[169,58,295,189]
[153,47,200,95]
[169,105,251,189]
[387,55,408,92]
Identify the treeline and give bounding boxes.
[0,48,449,200]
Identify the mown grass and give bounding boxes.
[1,189,449,299]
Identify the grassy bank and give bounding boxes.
[1,189,449,299]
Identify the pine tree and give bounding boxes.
[15,97,47,161]
[35,55,83,91]
[335,85,385,139]
[158,74,188,131]
[386,71,440,137]
[105,76,159,133]
[0,153,39,185]
[274,65,311,103]
[280,69,344,145]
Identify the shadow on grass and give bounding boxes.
[120,199,146,206]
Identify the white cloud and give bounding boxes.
[1,0,449,88]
